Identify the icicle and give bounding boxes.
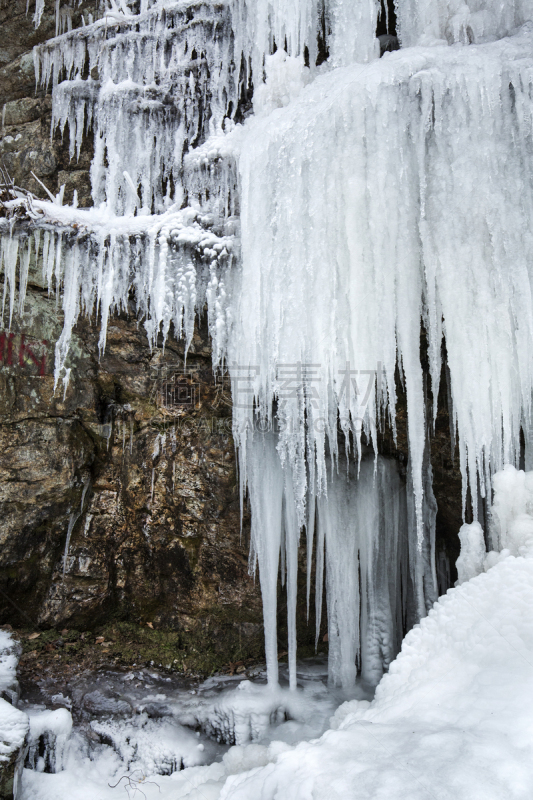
[246,432,284,686]
[33,0,45,28]
[396,0,533,48]
[62,475,90,578]
[283,468,300,690]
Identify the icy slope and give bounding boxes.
[219,551,533,800]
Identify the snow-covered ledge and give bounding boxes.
[0,631,29,800]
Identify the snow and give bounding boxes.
[456,521,486,584]
[215,552,533,800]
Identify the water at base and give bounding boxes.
[18,656,373,799]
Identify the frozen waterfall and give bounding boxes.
[3,0,533,688]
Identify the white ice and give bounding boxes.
[217,548,533,800]
[0,632,28,792]
[397,0,533,48]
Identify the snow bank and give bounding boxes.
[0,631,28,799]
[218,552,533,799]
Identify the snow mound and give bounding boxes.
[0,629,20,703]
[0,699,28,765]
[218,553,533,799]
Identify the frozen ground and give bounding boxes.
[17,555,533,798]
[18,470,533,799]
[19,657,372,799]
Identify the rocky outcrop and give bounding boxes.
[0,238,264,663]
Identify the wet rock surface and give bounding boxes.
[0,273,264,665]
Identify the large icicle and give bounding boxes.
[318,452,436,688]
[225,28,533,553]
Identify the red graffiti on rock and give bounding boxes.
[0,332,48,376]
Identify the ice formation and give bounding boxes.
[0,632,28,797]
[396,0,533,47]
[455,521,485,584]
[26,709,73,773]
[5,0,533,696]
[489,463,533,555]
[216,547,533,800]
[0,201,234,387]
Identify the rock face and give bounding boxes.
[0,238,264,660]
[0,1,264,661]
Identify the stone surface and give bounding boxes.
[0,262,264,664]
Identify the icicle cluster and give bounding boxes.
[36,1,239,215]
[228,27,533,553]
[230,0,380,77]
[0,203,234,387]
[248,435,436,690]
[396,0,533,47]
